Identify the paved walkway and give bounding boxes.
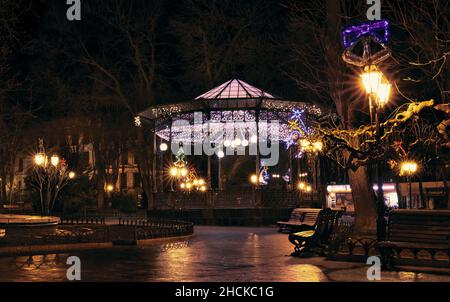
[0,226,449,282]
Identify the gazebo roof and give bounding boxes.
[195,79,276,100]
[138,78,321,121]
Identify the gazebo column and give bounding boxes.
[218,157,223,190]
[254,109,261,208]
[206,111,213,207]
[152,123,158,194]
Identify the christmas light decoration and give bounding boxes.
[341,20,391,67]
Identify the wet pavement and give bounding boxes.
[0,226,449,282]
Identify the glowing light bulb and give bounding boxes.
[217,150,225,158]
[250,174,258,184]
[160,143,168,152]
[50,155,60,167]
[169,167,179,177]
[180,167,188,177]
[34,154,46,166]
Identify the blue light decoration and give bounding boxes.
[341,20,391,67]
[259,165,270,186]
[285,108,310,151]
[342,20,389,49]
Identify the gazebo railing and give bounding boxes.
[152,188,321,209]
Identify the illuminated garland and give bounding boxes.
[286,109,323,157]
[341,20,391,67]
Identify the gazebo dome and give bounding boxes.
[138,79,322,144]
[195,79,276,100]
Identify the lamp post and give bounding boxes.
[400,161,418,208]
[362,64,392,241]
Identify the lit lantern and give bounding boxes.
[361,65,382,95]
[106,184,114,192]
[50,155,60,167]
[376,83,391,107]
[68,171,76,179]
[180,167,188,177]
[297,182,306,191]
[160,143,168,152]
[400,161,418,177]
[312,141,323,152]
[169,166,179,177]
[34,154,46,166]
[250,174,258,184]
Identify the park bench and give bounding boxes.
[277,208,321,233]
[378,209,450,269]
[288,208,344,257]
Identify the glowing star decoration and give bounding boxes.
[259,164,270,186]
[341,20,391,67]
[134,116,142,127]
[285,108,312,153]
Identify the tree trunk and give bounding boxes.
[419,177,425,209]
[93,141,106,209]
[324,0,378,236]
[348,166,377,236]
[135,126,154,210]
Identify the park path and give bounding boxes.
[0,226,449,282]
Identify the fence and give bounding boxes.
[153,188,322,209]
[1,218,194,248]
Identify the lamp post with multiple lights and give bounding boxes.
[361,64,392,240]
[33,148,76,215]
[400,161,418,208]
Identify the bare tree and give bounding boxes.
[286,0,379,234]
[0,0,33,204]
[386,1,450,103]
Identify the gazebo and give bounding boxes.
[138,79,324,209]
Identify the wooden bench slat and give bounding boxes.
[380,209,450,270]
[378,241,450,250]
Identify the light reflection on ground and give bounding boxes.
[0,226,449,282]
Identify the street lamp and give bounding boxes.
[362,64,391,241]
[34,154,46,166]
[50,155,60,167]
[159,143,168,152]
[250,174,258,185]
[106,184,114,192]
[400,161,418,207]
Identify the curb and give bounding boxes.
[0,234,195,257]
